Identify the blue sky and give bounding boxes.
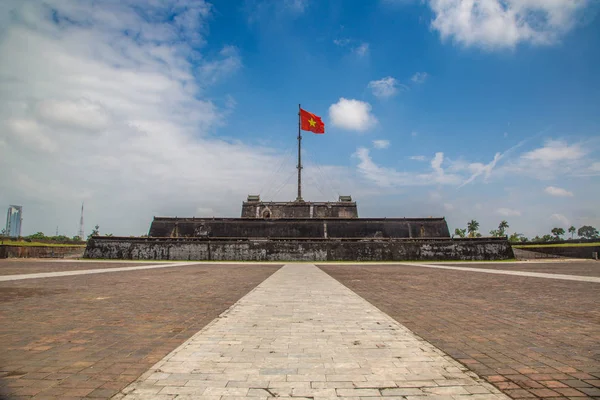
[0,0,599,238]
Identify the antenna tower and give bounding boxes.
[78,202,85,240]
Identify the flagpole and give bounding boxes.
[297,104,303,202]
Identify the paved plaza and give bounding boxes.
[0,259,599,400]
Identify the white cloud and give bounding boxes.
[0,0,340,236]
[522,139,585,163]
[354,148,462,187]
[545,186,574,197]
[590,162,600,172]
[5,119,59,153]
[551,213,570,227]
[410,155,427,161]
[333,39,370,57]
[199,46,242,84]
[283,0,308,13]
[502,139,590,180]
[429,0,590,49]
[36,99,111,132]
[458,152,502,187]
[354,42,370,57]
[411,131,418,137]
[373,140,390,149]
[496,208,521,217]
[368,77,408,98]
[246,0,307,23]
[329,98,378,132]
[333,38,351,46]
[411,72,429,83]
[431,152,444,174]
[443,203,454,211]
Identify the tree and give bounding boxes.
[551,227,565,240]
[541,234,553,242]
[508,232,525,243]
[568,226,576,239]
[467,220,479,238]
[498,220,509,237]
[26,232,47,240]
[578,225,599,239]
[87,225,100,240]
[454,228,466,238]
[50,235,70,243]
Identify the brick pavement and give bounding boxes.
[395,263,600,283]
[0,261,160,276]
[320,263,600,400]
[430,261,600,278]
[0,263,280,399]
[0,262,210,282]
[117,264,509,400]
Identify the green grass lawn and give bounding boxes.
[513,242,600,248]
[0,241,86,247]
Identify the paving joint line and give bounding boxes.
[0,261,208,281]
[395,262,600,283]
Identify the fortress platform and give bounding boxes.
[85,197,513,261]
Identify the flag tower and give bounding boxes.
[297,104,303,202]
[296,105,325,202]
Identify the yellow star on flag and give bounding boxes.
[300,108,325,134]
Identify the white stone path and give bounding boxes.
[114,264,509,400]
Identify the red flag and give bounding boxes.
[300,108,325,134]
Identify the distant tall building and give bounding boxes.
[78,202,85,240]
[5,205,23,238]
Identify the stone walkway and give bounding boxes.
[115,264,508,399]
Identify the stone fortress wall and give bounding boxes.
[148,217,451,239]
[84,236,513,261]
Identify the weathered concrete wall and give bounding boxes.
[240,201,358,219]
[0,245,85,259]
[148,218,451,239]
[513,245,600,259]
[84,237,513,261]
[512,248,565,260]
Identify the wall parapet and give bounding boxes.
[0,245,85,259]
[147,217,451,239]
